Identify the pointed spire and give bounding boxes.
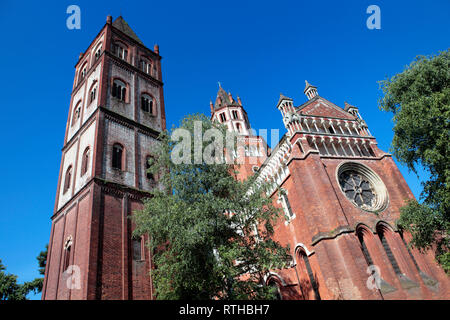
[344,101,358,111]
[112,16,144,45]
[210,100,214,114]
[277,93,293,108]
[304,80,318,100]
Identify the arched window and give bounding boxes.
[356,227,374,266]
[81,147,90,176]
[236,123,242,133]
[89,82,97,104]
[112,79,126,102]
[141,94,153,114]
[140,57,152,74]
[94,45,102,61]
[297,250,321,300]
[112,42,128,61]
[112,144,123,170]
[63,166,72,194]
[71,102,82,126]
[267,279,283,300]
[78,64,87,84]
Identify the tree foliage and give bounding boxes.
[0,245,47,300]
[133,114,291,299]
[378,49,450,273]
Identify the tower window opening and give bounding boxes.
[112,79,126,102]
[81,147,90,176]
[71,103,81,126]
[63,166,72,194]
[141,94,153,114]
[112,144,123,170]
[94,46,102,61]
[63,245,71,271]
[219,113,226,122]
[140,58,152,74]
[79,66,87,83]
[112,43,128,61]
[232,110,239,119]
[132,237,143,261]
[145,156,155,181]
[90,85,97,103]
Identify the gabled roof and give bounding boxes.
[112,16,144,45]
[296,96,356,120]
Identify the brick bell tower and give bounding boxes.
[42,16,165,300]
[210,85,269,181]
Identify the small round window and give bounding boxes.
[337,162,388,213]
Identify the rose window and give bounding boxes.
[336,162,388,213]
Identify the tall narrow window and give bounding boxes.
[112,144,123,170]
[63,237,73,272]
[90,85,97,104]
[145,156,155,181]
[132,237,143,261]
[63,166,72,194]
[71,102,81,126]
[232,110,239,119]
[81,147,90,176]
[94,45,102,61]
[279,189,294,220]
[236,123,242,133]
[357,231,374,266]
[63,245,71,271]
[141,94,153,113]
[298,251,321,300]
[378,230,402,275]
[79,66,87,84]
[112,79,126,102]
[219,113,226,122]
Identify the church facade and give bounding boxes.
[42,16,449,300]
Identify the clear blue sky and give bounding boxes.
[0,0,448,299]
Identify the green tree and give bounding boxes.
[133,114,291,299]
[378,49,450,273]
[0,245,48,300]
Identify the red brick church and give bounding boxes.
[42,16,449,300]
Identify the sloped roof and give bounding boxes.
[112,16,144,45]
[297,96,356,120]
[276,93,293,108]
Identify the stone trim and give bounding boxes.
[311,225,354,246]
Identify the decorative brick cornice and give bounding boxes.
[101,107,161,139]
